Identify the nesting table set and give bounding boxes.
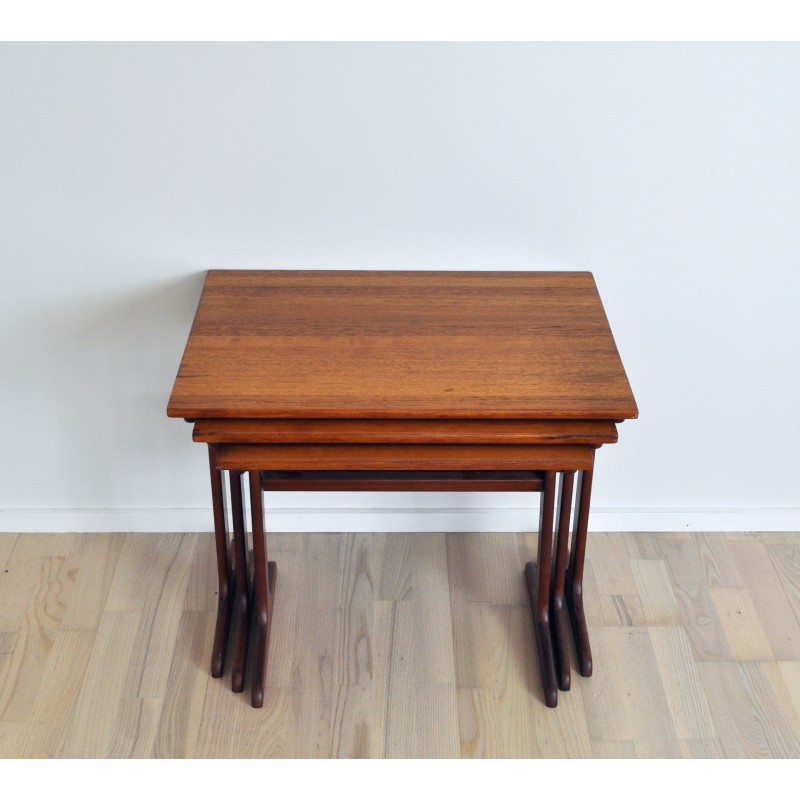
[167,270,637,708]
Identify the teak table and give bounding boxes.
[167,270,637,708]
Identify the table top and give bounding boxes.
[167,270,638,421]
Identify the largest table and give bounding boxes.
[167,270,638,708]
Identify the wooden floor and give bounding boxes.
[1,530,799,758]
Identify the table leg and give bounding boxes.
[228,471,250,693]
[248,470,277,709]
[208,446,233,678]
[567,469,594,677]
[552,470,574,691]
[524,470,559,708]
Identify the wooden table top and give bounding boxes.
[167,270,638,421]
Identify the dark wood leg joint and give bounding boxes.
[552,471,574,691]
[567,469,594,678]
[525,561,558,708]
[249,470,277,709]
[229,470,250,693]
[525,470,558,708]
[209,447,233,679]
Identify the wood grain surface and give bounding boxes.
[211,443,595,471]
[192,418,619,445]
[167,270,638,421]
[2,530,800,758]
[259,470,546,493]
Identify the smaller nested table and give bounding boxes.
[167,270,637,708]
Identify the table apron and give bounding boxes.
[211,443,596,472]
[192,418,618,446]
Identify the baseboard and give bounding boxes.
[1,506,799,533]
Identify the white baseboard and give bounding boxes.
[1,506,799,533]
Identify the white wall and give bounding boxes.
[1,43,799,533]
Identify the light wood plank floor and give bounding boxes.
[1,530,799,758]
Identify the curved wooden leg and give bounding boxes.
[552,471,574,691]
[567,469,594,677]
[229,471,249,693]
[208,447,233,679]
[249,470,276,709]
[525,470,558,708]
